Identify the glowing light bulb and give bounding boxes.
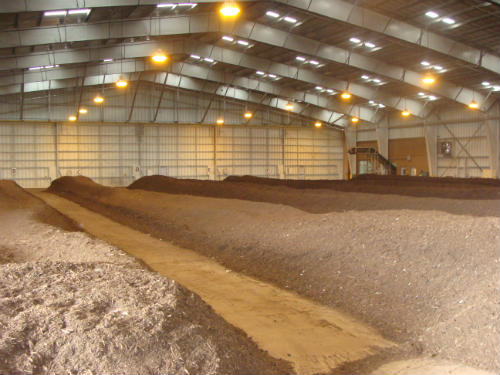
[351,117,359,123]
[422,76,436,84]
[401,110,410,117]
[220,2,240,17]
[314,121,322,128]
[152,52,168,63]
[468,101,479,109]
[285,102,294,111]
[244,111,253,119]
[68,115,77,122]
[93,96,104,104]
[340,92,352,100]
[78,108,88,114]
[216,118,224,125]
[116,79,128,88]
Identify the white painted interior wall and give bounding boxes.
[0,121,344,188]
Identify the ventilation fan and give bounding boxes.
[439,141,452,156]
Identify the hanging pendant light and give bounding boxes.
[220,1,240,17]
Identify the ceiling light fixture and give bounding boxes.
[268,74,277,79]
[309,60,319,65]
[468,101,479,109]
[378,103,386,108]
[364,42,376,48]
[285,102,294,111]
[68,9,91,15]
[373,78,381,83]
[315,86,323,90]
[401,110,410,117]
[422,76,436,84]
[266,10,280,18]
[68,115,77,122]
[222,36,234,42]
[314,121,322,128]
[237,40,249,46]
[115,79,128,88]
[256,71,265,75]
[216,117,225,125]
[349,37,361,44]
[442,17,455,24]
[220,1,240,17]
[93,96,104,104]
[421,60,431,66]
[481,81,490,86]
[492,86,500,91]
[340,92,352,100]
[244,111,253,119]
[296,56,306,62]
[351,117,359,123]
[428,95,437,101]
[152,51,168,63]
[361,75,370,80]
[190,54,201,59]
[103,58,113,62]
[425,11,439,18]
[204,57,215,63]
[78,108,88,114]
[433,65,443,71]
[44,10,67,17]
[283,16,297,23]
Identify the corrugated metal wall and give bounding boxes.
[0,122,344,188]
[436,122,489,178]
[353,107,492,178]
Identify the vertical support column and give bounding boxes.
[424,124,438,177]
[344,126,357,177]
[485,103,499,178]
[376,117,389,160]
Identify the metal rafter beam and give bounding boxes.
[0,39,422,118]
[0,58,382,124]
[0,14,488,109]
[0,0,257,13]
[0,67,354,127]
[275,0,500,74]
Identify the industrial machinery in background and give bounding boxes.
[348,147,397,175]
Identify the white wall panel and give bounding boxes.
[1,122,344,188]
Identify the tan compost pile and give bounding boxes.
[0,180,292,374]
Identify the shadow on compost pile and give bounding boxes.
[48,176,500,373]
[0,180,293,375]
[128,175,499,217]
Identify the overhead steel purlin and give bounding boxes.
[274,0,500,74]
[0,13,489,109]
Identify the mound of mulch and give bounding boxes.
[0,262,291,375]
[0,180,79,231]
[128,175,499,217]
[223,174,500,200]
[0,180,292,375]
[48,176,500,372]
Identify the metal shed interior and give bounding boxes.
[0,0,498,186]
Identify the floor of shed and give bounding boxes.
[34,191,495,375]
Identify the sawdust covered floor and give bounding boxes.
[0,180,292,374]
[47,175,500,373]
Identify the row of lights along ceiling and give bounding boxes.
[35,2,495,125]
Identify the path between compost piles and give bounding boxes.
[33,191,392,374]
[34,192,494,375]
